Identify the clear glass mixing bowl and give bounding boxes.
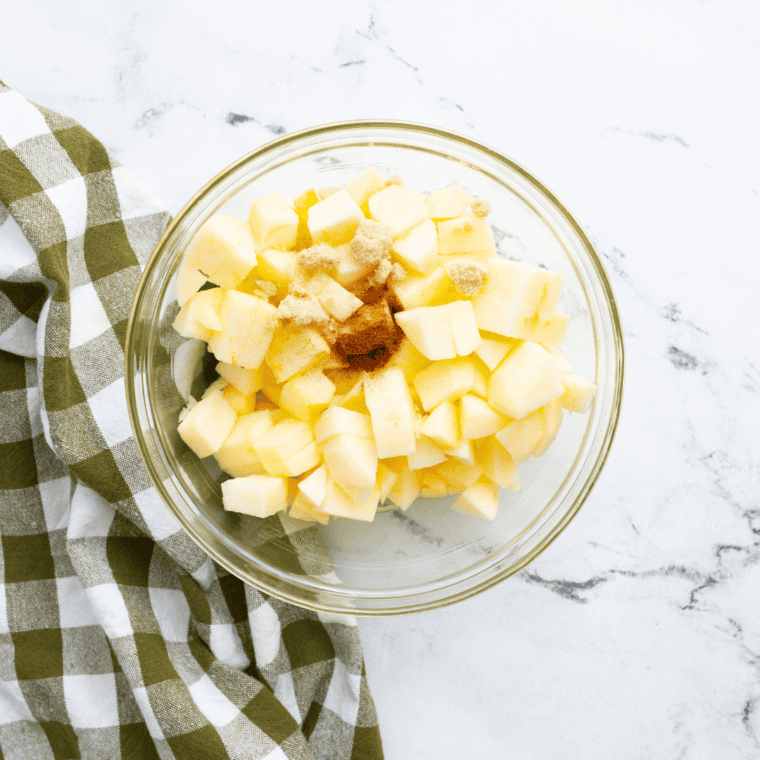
[125,121,624,615]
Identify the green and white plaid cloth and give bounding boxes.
[0,82,383,760]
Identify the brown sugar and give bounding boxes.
[297,243,341,271]
[446,258,487,296]
[470,198,492,217]
[350,219,392,267]
[276,294,329,326]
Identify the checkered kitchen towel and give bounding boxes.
[0,82,383,760]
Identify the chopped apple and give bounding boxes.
[222,474,288,518]
[172,288,225,341]
[178,389,237,458]
[363,367,418,458]
[207,290,278,369]
[331,374,368,414]
[308,190,365,245]
[390,266,450,310]
[266,325,330,383]
[559,373,598,413]
[317,478,380,522]
[279,369,336,420]
[248,193,299,251]
[436,214,495,257]
[249,248,300,294]
[314,405,374,443]
[474,336,518,371]
[533,399,563,456]
[322,434,378,491]
[539,270,564,320]
[293,188,320,220]
[298,463,328,507]
[471,292,535,339]
[343,166,387,209]
[386,338,431,382]
[531,312,570,346]
[377,461,401,502]
[289,492,329,524]
[488,341,564,419]
[447,300,482,356]
[482,258,547,306]
[307,272,363,322]
[395,305,456,361]
[471,362,489,400]
[436,459,484,491]
[216,362,263,396]
[333,242,374,286]
[407,436,447,470]
[495,407,544,462]
[368,185,430,238]
[386,466,422,510]
[426,183,472,219]
[421,474,451,498]
[459,394,508,439]
[391,219,438,274]
[252,419,315,473]
[476,437,520,491]
[420,400,459,448]
[214,410,273,477]
[442,436,475,466]
[544,344,574,374]
[451,478,499,520]
[222,384,256,415]
[413,356,478,411]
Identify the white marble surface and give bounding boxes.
[2,1,759,757]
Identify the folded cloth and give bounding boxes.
[0,82,383,760]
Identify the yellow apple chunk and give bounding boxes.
[476,437,520,491]
[343,166,387,209]
[420,400,459,449]
[317,479,380,522]
[436,459,484,491]
[447,300,482,356]
[407,436,447,470]
[451,478,499,520]
[308,272,363,322]
[252,419,316,474]
[459,394,508,439]
[495,407,544,462]
[368,185,430,238]
[289,492,329,524]
[172,288,225,341]
[222,384,256,415]
[222,474,288,518]
[391,219,438,275]
[297,464,328,508]
[395,305,456,361]
[178,389,237,459]
[377,461,401,502]
[314,406,374,443]
[559,373,598,413]
[413,357,478,411]
[322,434,378,491]
[363,367,418,458]
[474,336,518,371]
[426,183,472,220]
[533,398,563,457]
[386,466,422,510]
[214,410,273,477]
[279,369,336,421]
[390,266,450,310]
[248,193,299,250]
[308,190,365,245]
[266,325,330,383]
[216,362,263,396]
[442,436,475,466]
[436,214,495,256]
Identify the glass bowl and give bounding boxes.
[125,121,624,615]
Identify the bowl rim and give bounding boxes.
[125,119,625,615]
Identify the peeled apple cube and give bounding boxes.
[413,357,478,411]
[436,214,495,257]
[442,436,475,466]
[216,362,263,396]
[538,271,564,320]
[390,266,450,310]
[476,437,520,491]
[308,272,363,322]
[544,344,574,374]
[343,166,387,209]
[471,293,535,339]
[322,434,378,491]
[297,464,328,508]
[368,185,430,238]
[314,406,374,443]
[214,411,273,477]
[178,389,237,459]
[420,400,459,449]
[222,384,256,415]
[248,193,299,250]
[289,492,329,525]
[487,341,563,419]
[447,300,482,357]
[222,474,288,518]
[266,326,330,383]
[363,367,418,458]
[269,442,321,477]
[253,419,315,469]
[279,369,336,421]
[317,479,380,522]
[495,408,544,462]
[377,461,401,502]
[533,399,563,457]
[474,337,517,371]
[530,312,570,346]
[407,436,447,470]
[250,249,300,293]
[559,373,598,413]
[386,466,422,510]
[459,394,507,440]
[436,459,484,491]
[391,219,438,275]
[395,305,456,361]
[482,258,548,307]
[176,215,258,304]
[426,183,473,220]
[421,475,451,498]
[308,190,365,245]
[386,338,431,382]
[333,242,374,286]
[207,290,278,369]
[172,288,224,341]
[451,478,499,520]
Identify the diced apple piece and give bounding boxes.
[436,459,484,491]
[279,369,336,421]
[471,362,489,400]
[317,478,380,522]
[436,214,495,256]
[308,272,363,322]
[289,492,329,524]
[259,363,282,406]
[172,288,225,341]
[222,474,288,518]
[386,338,431,382]
[176,215,259,304]
[314,405,374,443]
[413,357,478,411]
[539,271,563,320]
[343,166,387,209]
[331,374,368,414]
[333,242,373,286]
[298,464,328,508]
[324,367,365,395]
[451,478,499,520]
[253,419,315,468]
[559,373,598,413]
[250,248,300,294]
[386,466,422,510]
[266,325,330,383]
[322,434,378,491]
[222,384,256,415]
[533,399,563,457]
[308,190,365,245]
[459,394,508,439]
[421,474,451,498]
[368,185,430,238]
[178,389,237,458]
[175,255,211,308]
[447,300,482,356]
[488,341,563,419]
[426,183,472,220]
[391,219,438,275]
[531,312,570,346]
[377,461,401,502]
[395,305,455,361]
[207,290,278,369]
[476,437,520,491]
[442,436,475,466]
[495,408,544,462]
[216,362,263,396]
[248,193,299,250]
[420,400,459,448]
[391,266,450,310]
[407,436,447,470]
[543,344,574,374]
[482,258,547,306]
[471,293,535,339]
[214,410,273,477]
[269,442,321,477]
[363,368,418,458]
[474,336,518,371]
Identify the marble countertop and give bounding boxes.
[2,1,758,757]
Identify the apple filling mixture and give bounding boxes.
[173,167,597,522]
